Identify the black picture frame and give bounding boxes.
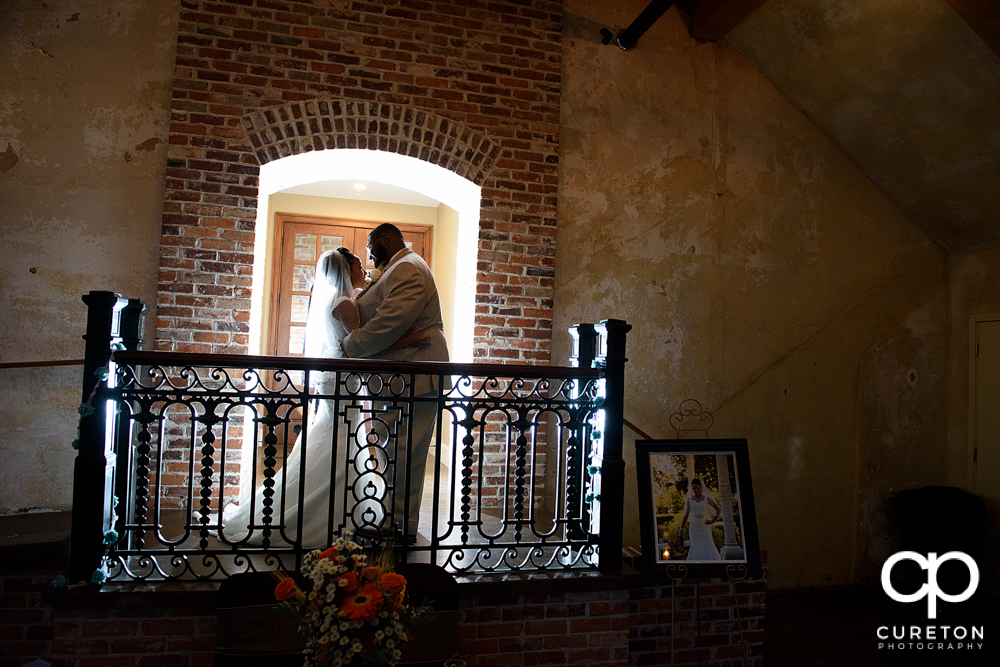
[635,439,761,578]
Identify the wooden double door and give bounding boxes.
[268,213,432,358]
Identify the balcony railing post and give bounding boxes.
[70,290,127,581]
[114,299,146,549]
[567,324,598,541]
[119,298,146,351]
[569,323,598,369]
[595,318,632,572]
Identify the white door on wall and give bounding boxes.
[972,317,1000,597]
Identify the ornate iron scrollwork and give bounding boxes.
[105,360,607,581]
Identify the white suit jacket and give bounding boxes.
[342,247,450,396]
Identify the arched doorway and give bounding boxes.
[234,149,480,506]
[249,148,481,364]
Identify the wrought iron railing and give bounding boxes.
[69,291,631,582]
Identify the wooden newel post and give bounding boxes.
[595,318,632,572]
[70,290,127,582]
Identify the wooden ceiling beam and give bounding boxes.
[947,0,1000,60]
[688,0,770,41]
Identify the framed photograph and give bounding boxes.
[635,439,761,578]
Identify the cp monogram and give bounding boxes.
[881,551,979,619]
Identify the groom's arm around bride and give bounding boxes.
[341,223,450,538]
[342,251,448,383]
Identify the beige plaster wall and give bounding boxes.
[728,0,1000,254]
[0,0,178,512]
[854,256,948,582]
[556,2,950,588]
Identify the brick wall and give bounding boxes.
[155,0,563,507]
[50,604,217,667]
[27,570,765,667]
[0,567,61,667]
[627,579,766,667]
[458,588,632,666]
[457,575,765,667]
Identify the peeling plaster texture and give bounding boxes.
[729,0,1000,253]
[0,0,178,512]
[557,2,948,588]
[856,289,948,583]
[0,366,82,514]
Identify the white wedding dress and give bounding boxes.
[223,296,366,549]
[686,496,721,561]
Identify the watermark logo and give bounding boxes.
[881,551,979,619]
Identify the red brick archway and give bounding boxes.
[243,99,501,184]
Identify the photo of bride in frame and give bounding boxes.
[635,439,761,577]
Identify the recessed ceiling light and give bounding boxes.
[353,183,367,190]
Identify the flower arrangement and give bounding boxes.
[273,536,428,667]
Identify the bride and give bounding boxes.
[680,478,722,561]
[223,247,426,548]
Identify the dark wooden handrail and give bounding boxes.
[0,359,85,369]
[623,417,655,441]
[113,350,604,380]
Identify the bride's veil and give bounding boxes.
[304,249,353,359]
[225,249,356,527]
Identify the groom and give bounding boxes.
[342,223,450,541]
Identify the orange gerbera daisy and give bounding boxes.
[339,584,384,621]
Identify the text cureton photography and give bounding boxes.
[877,624,985,651]
[876,549,990,657]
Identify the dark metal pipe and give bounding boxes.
[601,0,675,51]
